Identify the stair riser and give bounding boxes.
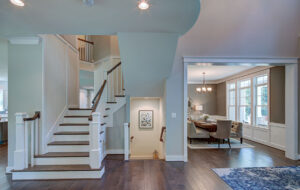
[48,145,89,152]
[35,157,89,165]
[12,168,105,180]
[67,110,91,116]
[53,135,89,141]
[57,126,89,132]
[63,117,89,123]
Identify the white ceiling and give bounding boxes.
[188,65,255,83]
[0,0,200,36]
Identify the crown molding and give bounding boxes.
[183,56,299,65]
[9,36,40,45]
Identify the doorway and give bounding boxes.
[129,97,165,160]
[183,57,299,161]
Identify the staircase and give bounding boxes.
[11,62,126,180]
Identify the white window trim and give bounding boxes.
[226,69,270,128]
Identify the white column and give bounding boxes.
[89,112,101,169]
[14,113,27,170]
[285,64,298,160]
[124,123,129,161]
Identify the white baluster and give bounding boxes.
[89,112,101,169]
[14,113,27,170]
[30,121,34,166]
[124,123,129,161]
[24,119,29,168]
[34,119,39,155]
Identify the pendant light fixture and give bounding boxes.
[196,72,212,93]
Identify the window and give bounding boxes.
[227,83,236,121]
[226,71,269,127]
[255,75,268,126]
[238,79,251,124]
[0,89,3,112]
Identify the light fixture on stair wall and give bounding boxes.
[83,0,94,6]
[196,72,212,93]
[10,0,25,6]
[138,0,150,10]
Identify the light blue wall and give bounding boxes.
[80,70,94,88]
[8,43,43,167]
[118,32,179,97]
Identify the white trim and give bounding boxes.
[285,64,298,160]
[105,149,124,154]
[165,155,184,161]
[183,57,299,65]
[93,56,121,65]
[6,166,13,174]
[55,35,78,54]
[183,61,188,162]
[269,122,286,128]
[9,36,40,45]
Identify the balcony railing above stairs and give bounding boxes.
[78,38,94,63]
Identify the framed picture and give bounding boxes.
[139,110,153,129]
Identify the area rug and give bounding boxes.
[188,138,254,149]
[213,166,300,190]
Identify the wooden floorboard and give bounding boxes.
[35,152,89,158]
[1,140,299,190]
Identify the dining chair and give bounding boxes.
[209,120,232,148]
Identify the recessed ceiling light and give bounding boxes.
[138,0,149,10]
[10,0,25,7]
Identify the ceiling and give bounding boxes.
[188,65,255,83]
[0,0,200,36]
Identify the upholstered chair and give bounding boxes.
[188,121,210,144]
[231,121,243,144]
[210,120,232,148]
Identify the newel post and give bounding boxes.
[14,113,27,170]
[89,112,101,169]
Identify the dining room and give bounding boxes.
[187,64,286,151]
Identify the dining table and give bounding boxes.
[193,120,218,132]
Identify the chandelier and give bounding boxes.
[196,72,212,93]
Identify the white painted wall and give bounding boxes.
[42,35,79,151]
[130,98,163,159]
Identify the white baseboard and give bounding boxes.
[105,149,124,154]
[165,155,184,161]
[6,166,13,174]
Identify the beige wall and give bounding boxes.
[130,98,163,159]
[216,82,226,116]
[270,66,285,124]
[188,84,217,115]
[92,35,120,62]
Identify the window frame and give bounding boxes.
[238,78,252,125]
[226,69,270,128]
[227,82,237,121]
[253,73,270,128]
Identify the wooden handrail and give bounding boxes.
[89,80,107,121]
[77,38,94,45]
[24,111,40,121]
[107,62,121,75]
[160,126,166,142]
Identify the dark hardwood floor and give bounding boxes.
[1,140,299,190]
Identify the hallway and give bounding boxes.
[1,140,299,190]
